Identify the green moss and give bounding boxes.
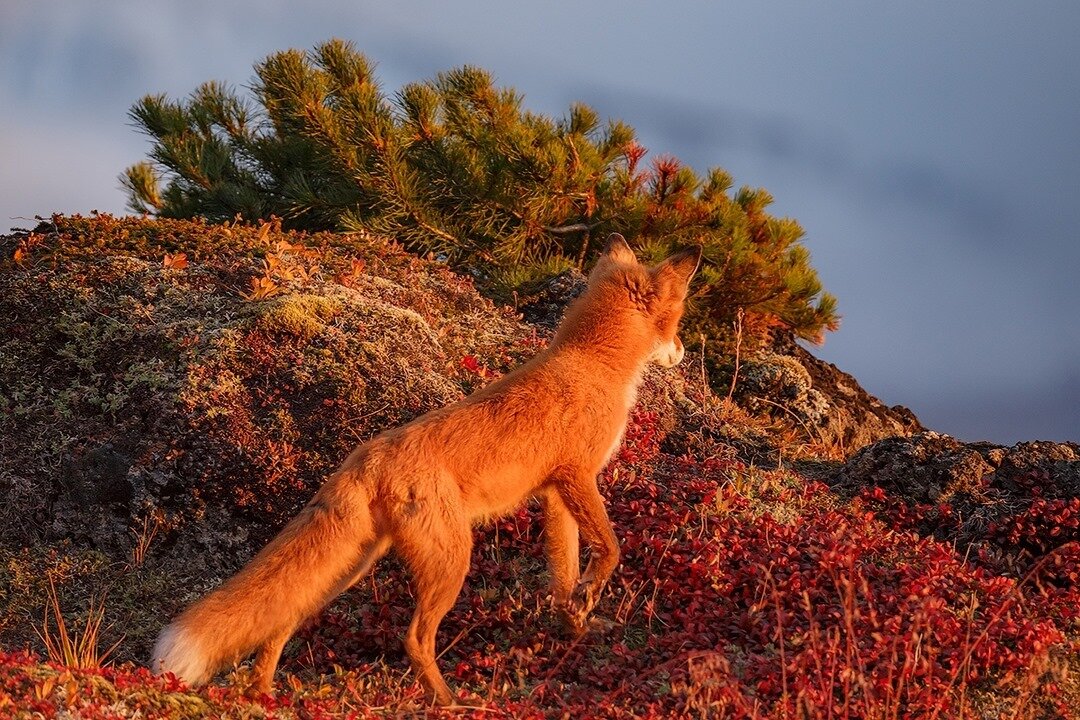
[251,293,343,341]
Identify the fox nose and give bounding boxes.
[654,336,685,367]
[670,336,685,366]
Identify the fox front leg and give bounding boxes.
[553,476,620,634]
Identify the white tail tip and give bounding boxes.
[151,622,212,686]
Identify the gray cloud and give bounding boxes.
[574,85,1012,237]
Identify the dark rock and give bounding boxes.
[995,441,1080,497]
[836,432,1080,502]
[516,269,587,329]
[59,443,133,507]
[834,431,998,503]
[48,444,135,552]
[834,431,1080,563]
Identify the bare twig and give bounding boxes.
[726,308,744,403]
[541,221,601,236]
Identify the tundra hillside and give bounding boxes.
[1,215,1077,718]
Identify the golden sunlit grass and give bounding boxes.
[129,512,163,570]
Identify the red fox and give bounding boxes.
[151,234,701,706]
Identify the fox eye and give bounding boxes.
[654,311,678,337]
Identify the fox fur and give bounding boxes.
[151,234,701,706]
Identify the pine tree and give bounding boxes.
[123,39,838,347]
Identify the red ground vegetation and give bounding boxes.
[5,409,1075,718]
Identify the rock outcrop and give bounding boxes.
[729,335,922,456]
[0,216,532,570]
[766,334,923,452]
[837,431,1080,505]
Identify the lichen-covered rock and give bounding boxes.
[729,334,923,456]
[734,350,831,426]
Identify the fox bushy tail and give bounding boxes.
[152,477,383,686]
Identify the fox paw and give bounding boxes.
[584,613,618,632]
[556,606,616,637]
[572,578,600,608]
[557,606,588,636]
[559,580,603,634]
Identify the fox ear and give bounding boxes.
[654,245,702,296]
[601,233,638,265]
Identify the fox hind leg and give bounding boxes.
[396,506,472,706]
[251,630,291,695]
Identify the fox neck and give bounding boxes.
[550,303,653,383]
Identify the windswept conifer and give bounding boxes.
[124,39,838,346]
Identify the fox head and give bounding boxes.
[573,233,702,368]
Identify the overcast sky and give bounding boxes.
[2,0,1077,444]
